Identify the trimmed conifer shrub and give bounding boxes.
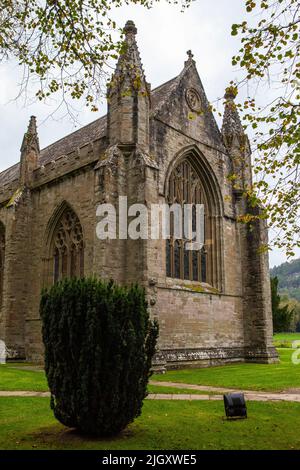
[40,277,159,436]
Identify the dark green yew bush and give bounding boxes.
[40,277,159,436]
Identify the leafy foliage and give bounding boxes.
[280,295,300,332]
[231,0,300,256]
[40,277,159,436]
[0,0,191,113]
[271,276,294,332]
[270,257,300,302]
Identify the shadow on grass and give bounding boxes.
[25,423,140,449]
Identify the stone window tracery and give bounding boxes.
[166,159,208,283]
[52,208,84,283]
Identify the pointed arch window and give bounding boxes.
[165,158,218,285]
[0,223,5,307]
[51,208,84,283]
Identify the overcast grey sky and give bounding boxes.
[0,0,298,267]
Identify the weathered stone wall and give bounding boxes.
[155,286,244,369]
[0,197,29,359]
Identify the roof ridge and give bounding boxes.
[40,115,106,156]
[151,75,178,93]
[151,73,182,116]
[0,161,19,173]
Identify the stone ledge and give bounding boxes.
[154,345,279,371]
[157,283,242,298]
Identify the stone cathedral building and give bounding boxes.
[0,21,277,368]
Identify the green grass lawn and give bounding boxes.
[1,337,300,450]
[1,344,300,393]
[274,333,300,341]
[0,364,48,391]
[0,365,209,396]
[273,332,300,348]
[152,349,300,392]
[1,397,300,450]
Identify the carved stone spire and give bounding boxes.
[113,21,145,81]
[20,116,40,155]
[108,20,149,97]
[221,87,252,193]
[221,86,244,145]
[107,20,150,150]
[20,116,40,186]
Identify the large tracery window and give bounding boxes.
[0,223,5,307]
[52,208,84,283]
[166,157,219,287]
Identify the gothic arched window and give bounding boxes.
[166,158,217,285]
[51,208,84,283]
[0,223,5,307]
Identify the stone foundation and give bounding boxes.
[153,346,279,372]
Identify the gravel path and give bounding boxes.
[1,384,300,403]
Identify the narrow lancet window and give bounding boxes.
[52,208,84,283]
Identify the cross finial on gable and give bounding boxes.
[187,50,194,60]
[185,50,195,67]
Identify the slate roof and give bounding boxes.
[40,114,107,166]
[0,163,20,186]
[0,77,178,187]
[150,76,178,111]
